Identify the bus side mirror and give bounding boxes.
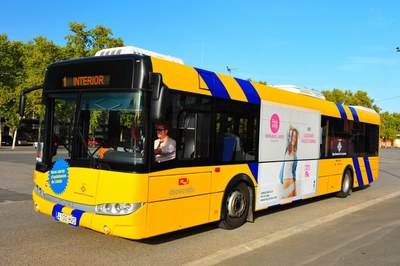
[19,85,43,117]
[149,73,167,121]
[19,92,27,117]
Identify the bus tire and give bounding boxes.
[336,168,353,198]
[219,182,250,230]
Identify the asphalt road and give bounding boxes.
[0,146,399,265]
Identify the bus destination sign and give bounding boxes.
[62,75,110,88]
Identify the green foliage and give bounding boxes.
[0,34,25,133]
[321,88,380,113]
[65,22,91,58]
[22,36,66,118]
[0,34,25,88]
[380,112,400,141]
[380,112,397,140]
[65,22,124,58]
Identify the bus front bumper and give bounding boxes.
[32,190,148,240]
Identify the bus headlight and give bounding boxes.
[95,203,143,215]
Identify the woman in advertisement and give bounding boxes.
[280,125,299,198]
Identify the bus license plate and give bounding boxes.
[56,212,77,226]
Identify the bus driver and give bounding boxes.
[154,122,176,163]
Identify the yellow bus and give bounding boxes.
[20,46,380,239]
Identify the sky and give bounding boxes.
[1,0,400,113]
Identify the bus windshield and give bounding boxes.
[49,91,147,168]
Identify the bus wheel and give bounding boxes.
[336,169,353,198]
[219,182,250,230]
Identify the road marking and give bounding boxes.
[185,191,400,266]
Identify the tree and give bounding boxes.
[0,34,25,147]
[0,34,24,88]
[380,112,400,144]
[321,88,380,112]
[64,22,91,58]
[89,24,124,55]
[65,22,124,58]
[21,36,65,118]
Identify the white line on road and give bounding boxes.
[185,191,400,266]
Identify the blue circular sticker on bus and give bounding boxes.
[49,159,69,194]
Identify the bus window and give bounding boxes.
[164,92,212,163]
[177,111,211,160]
[366,124,379,156]
[49,91,147,167]
[320,116,379,158]
[215,99,259,163]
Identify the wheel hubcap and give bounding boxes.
[227,190,247,218]
[343,173,350,192]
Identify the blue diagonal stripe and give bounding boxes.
[335,103,348,120]
[348,106,359,122]
[235,78,261,104]
[363,157,374,183]
[195,68,230,99]
[352,158,364,187]
[248,163,259,183]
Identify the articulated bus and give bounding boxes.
[19,46,380,239]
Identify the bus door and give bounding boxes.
[146,111,212,237]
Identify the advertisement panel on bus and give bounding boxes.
[257,101,321,209]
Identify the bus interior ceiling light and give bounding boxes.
[95,46,184,65]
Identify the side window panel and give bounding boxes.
[165,91,212,163]
[215,99,259,163]
[320,116,379,158]
[178,111,211,160]
[366,124,379,156]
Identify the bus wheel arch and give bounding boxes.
[218,174,255,230]
[336,165,353,198]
